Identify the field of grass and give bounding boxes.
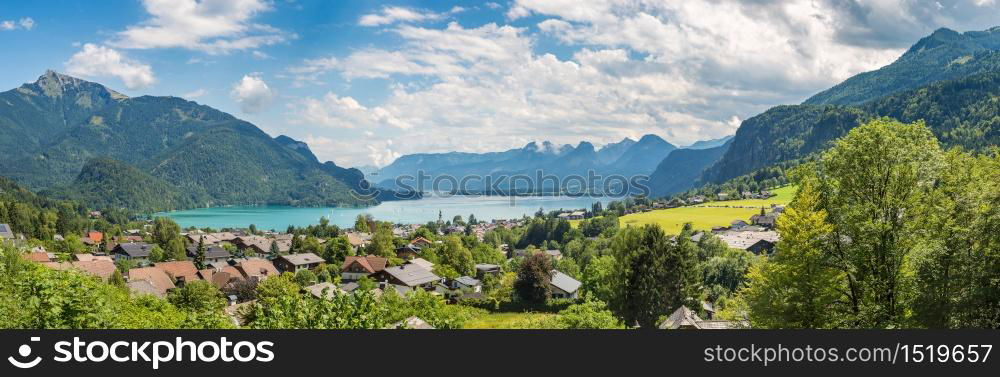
[462,312,557,329]
[616,185,798,234]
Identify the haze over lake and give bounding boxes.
[160,195,612,230]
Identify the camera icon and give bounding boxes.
[7,337,42,369]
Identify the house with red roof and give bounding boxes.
[340,255,388,281]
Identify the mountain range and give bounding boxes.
[697,26,1000,188]
[371,134,687,193]
[4,25,999,210]
[0,71,382,212]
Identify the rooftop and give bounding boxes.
[383,264,440,287]
[0,223,13,239]
[279,252,324,266]
[549,270,581,293]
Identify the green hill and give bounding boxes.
[805,27,1000,106]
[699,27,1000,186]
[0,71,375,210]
[43,158,208,213]
[646,140,732,197]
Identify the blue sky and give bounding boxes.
[2,1,1000,168]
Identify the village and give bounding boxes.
[0,188,785,330]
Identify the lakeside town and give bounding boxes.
[1,188,785,329]
[2,2,1000,336]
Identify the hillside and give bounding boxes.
[0,71,376,210]
[43,158,208,213]
[646,140,732,197]
[804,27,1000,106]
[698,26,1000,186]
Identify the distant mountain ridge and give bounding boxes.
[647,140,733,197]
[681,135,733,150]
[373,135,680,193]
[0,71,380,211]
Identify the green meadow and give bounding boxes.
[574,185,797,234]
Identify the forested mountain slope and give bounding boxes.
[0,71,375,210]
[695,26,1000,187]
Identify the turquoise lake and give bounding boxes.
[159,195,612,230]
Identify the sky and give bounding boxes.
[2,0,1000,168]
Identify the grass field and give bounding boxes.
[610,185,798,234]
[462,312,557,329]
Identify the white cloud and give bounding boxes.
[64,44,156,89]
[287,21,751,166]
[182,88,208,99]
[286,56,339,86]
[110,0,291,54]
[366,142,401,168]
[1,17,33,31]
[230,73,274,113]
[19,17,34,30]
[289,0,1000,167]
[292,92,411,130]
[358,5,464,27]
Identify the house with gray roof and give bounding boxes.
[443,276,482,295]
[305,282,345,300]
[0,223,14,240]
[112,242,154,264]
[549,270,581,299]
[474,263,501,279]
[187,244,231,264]
[371,264,441,290]
[658,306,747,330]
[274,252,324,273]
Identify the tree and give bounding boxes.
[269,239,280,257]
[365,224,396,258]
[740,180,845,328]
[322,236,354,264]
[514,253,552,304]
[612,224,699,329]
[354,214,372,232]
[169,281,225,313]
[439,236,475,277]
[554,257,581,280]
[294,269,318,286]
[552,300,624,329]
[166,238,187,262]
[582,254,620,306]
[470,243,504,266]
[908,149,1000,328]
[223,279,259,303]
[316,268,332,283]
[109,269,126,288]
[194,236,207,270]
[152,217,181,248]
[149,245,166,263]
[815,118,943,327]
